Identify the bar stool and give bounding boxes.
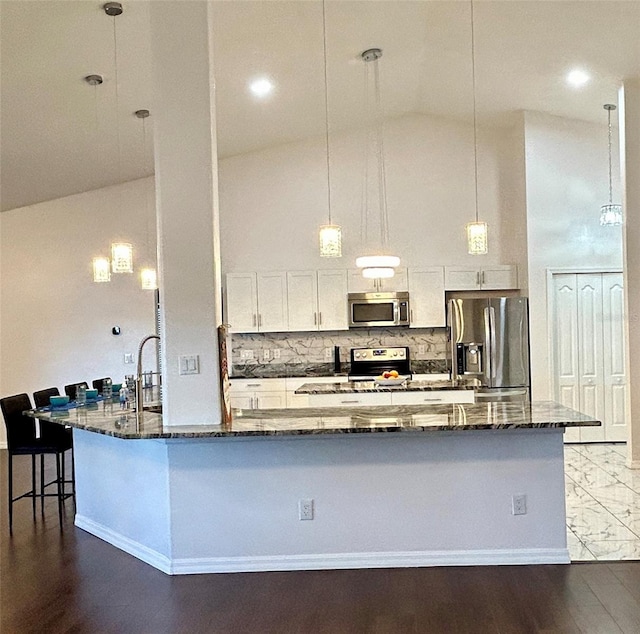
[92,377,112,394]
[33,388,75,508]
[1,393,72,533]
[64,382,88,401]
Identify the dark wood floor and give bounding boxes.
[3,450,640,633]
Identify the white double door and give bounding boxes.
[552,272,627,443]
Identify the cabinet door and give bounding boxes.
[255,392,286,409]
[287,271,319,331]
[230,394,254,409]
[317,270,348,330]
[348,269,372,293]
[602,273,628,441]
[481,265,518,290]
[226,273,258,333]
[308,392,393,407]
[407,267,445,328]
[256,272,288,332]
[348,268,408,293]
[553,274,581,442]
[444,266,480,290]
[381,268,408,291]
[576,274,605,442]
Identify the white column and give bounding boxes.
[621,80,640,467]
[150,1,222,426]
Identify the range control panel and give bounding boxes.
[351,347,408,362]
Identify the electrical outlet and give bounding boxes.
[299,498,314,520]
[262,349,271,361]
[240,350,254,360]
[512,494,527,515]
[324,347,333,359]
[418,345,426,355]
[272,349,281,359]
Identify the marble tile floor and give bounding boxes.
[565,442,640,561]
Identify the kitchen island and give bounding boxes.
[27,401,599,575]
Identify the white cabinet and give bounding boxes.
[229,379,287,410]
[444,265,518,291]
[390,390,474,405]
[226,272,288,333]
[285,376,348,408]
[552,272,627,443]
[407,267,446,327]
[287,270,348,332]
[348,268,408,293]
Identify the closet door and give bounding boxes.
[576,275,605,442]
[602,273,628,441]
[553,274,580,442]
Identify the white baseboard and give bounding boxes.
[75,515,172,574]
[74,515,569,575]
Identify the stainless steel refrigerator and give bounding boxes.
[448,297,530,401]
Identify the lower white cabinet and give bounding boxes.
[309,393,393,407]
[285,376,348,408]
[229,379,287,410]
[390,390,474,405]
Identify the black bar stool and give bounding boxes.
[64,382,88,401]
[1,394,73,533]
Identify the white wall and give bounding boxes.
[219,113,522,273]
[524,111,623,399]
[0,177,157,446]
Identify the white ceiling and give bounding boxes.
[2,0,639,212]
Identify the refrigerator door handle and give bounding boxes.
[489,305,497,381]
[483,306,495,384]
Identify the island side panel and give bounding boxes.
[166,429,568,573]
[72,429,173,572]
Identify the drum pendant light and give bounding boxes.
[466,1,488,255]
[356,48,399,279]
[318,0,342,257]
[600,104,622,226]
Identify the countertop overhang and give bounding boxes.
[25,400,600,440]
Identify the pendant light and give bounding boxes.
[135,108,158,289]
[600,103,622,226]
[356,48,399,279]
[465,1,488,255]
[318,0,341,257]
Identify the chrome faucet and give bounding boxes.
[135,334,160,413]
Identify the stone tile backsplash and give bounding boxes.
[231,327,449,377]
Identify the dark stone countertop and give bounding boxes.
[295,379,477,394]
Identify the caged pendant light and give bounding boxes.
[318,0,342,257]
[356,47,399,279]
[465,1,488,255]
[600,103,622,226]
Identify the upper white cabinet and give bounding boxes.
[407,267,446,328]
[226,272,288,333]
[348,268,408,293]
[287,270,348,332]
[444,265,518,291]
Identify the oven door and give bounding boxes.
[349,299,397,327]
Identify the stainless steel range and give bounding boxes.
[348,346,411,381]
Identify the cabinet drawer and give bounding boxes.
[286,392,310,408]
[285,376,348,391]
[391,390,474,405]
[309,393,392,407]
[230,378,286,393]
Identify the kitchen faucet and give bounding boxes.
[135,334,160,413]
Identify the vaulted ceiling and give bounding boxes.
[2,0,639,212]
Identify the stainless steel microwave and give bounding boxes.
[348,292,410,328]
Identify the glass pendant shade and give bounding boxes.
[466,221,488,255]
[362,267,395,279]
[356,255,400,269]
[92,257,111,283]
[319,224,342,257]
[111,242,133,273]
[140,268,158,290]
[600,204,622,226]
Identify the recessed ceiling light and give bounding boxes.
[249,78,274,98]
[567,69,590,87]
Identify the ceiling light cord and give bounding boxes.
[471,0,479,225]
[111,12,122,185]
[321,0,332,226]
[373,57,390,248]
[607,106,614,204]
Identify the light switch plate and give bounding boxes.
[124,353,134,364]
[179,354,200,375]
